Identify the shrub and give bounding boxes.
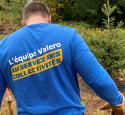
[86,0,125,76]
[32,0,64,22]
[87,29,125,75]
[0,0,26,24]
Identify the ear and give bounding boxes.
[21,19,26,26]
[48,15,52,23]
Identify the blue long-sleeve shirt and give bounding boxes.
[0,23,122,115]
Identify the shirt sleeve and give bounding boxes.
[0,69,6,106]
[72,31,123,106]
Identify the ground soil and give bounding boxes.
[79,77,125,115]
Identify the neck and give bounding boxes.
[25,16,49,25]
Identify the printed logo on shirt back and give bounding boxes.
[9,43,63,81]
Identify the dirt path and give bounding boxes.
[116,80,125,95]
[79,77,125,115]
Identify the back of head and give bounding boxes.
[22,2,50,22]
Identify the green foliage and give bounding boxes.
[0,0,26,24]
[0,0,125,24]
[44,0,62,22]
[55,0,125,25]
[102,0,116,17]
[10,0,26,23]
[75,0,105,23]
[102,0,116,30]
[88,29,125,74]
[87,0,125,76]
[34,0,63,22]
[57,0,125,25]
[57,0,105,24]
[116,0,125,22]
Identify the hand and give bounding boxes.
[5,88,12,102]
[100,103,125,115]
[6,96,12,102]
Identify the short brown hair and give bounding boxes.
[22,2,50,20]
